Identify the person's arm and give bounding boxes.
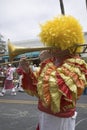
[18,58,38,97]
[20,50,55,97]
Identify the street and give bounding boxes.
[0,90,87,130]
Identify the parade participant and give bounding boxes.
[17,15,87,130]
[0,64,16,96]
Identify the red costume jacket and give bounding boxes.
[20,57,87,118]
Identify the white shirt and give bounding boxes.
[6,67,16,80]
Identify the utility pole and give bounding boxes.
[59,0,65,15]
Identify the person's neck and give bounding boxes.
[57,49,71,58]
[54,50,71,66]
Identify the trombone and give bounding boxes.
[7,39,56,61]
[7,39,87,60]
[0,39,87,66]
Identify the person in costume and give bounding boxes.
[0,64,16,96]
[17,15,87,130]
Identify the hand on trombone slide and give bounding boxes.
[19,57,30,73]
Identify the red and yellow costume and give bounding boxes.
[21,56,87,115]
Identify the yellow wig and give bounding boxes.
[39,15,85,52]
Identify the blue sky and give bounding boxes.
[0,0,87,42]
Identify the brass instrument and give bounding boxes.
[8,39,56,61]
[8,40,87,61]
[8,39,87,61]
[0,39,87,65]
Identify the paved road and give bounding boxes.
[76,95,87,130]
[0,89,87,130]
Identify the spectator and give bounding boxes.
[0,64,16,96]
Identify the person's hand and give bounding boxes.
[19,58,30,73]
[39,50,52,62]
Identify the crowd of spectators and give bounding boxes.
[0,61,39,96]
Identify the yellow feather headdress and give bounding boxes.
[39,15,85,52]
